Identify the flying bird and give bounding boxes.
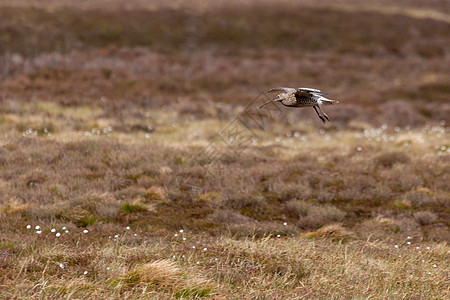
[259,87,339,123]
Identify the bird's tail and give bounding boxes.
[320,97,339,105]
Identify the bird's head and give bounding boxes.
[259,94,283,110]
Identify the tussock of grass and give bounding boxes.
[286,200,346,229]
[222,193,266,210]
[93,192,120,219]
[209,209,252,224]
[305,224,355,240]
[1,198,32,215]
[118,259,213,297]
[413,211,438,225]
[120,203,147,214]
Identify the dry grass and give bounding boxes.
[1,115,448,298]
[1,232,447,298]
[304,224,355,240]
[118,259,214,297]
[0,0,449,298]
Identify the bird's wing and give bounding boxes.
[295,90,314,98]
[268,87,296,93]
[296,87,327,95]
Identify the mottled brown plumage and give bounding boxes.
[259,87,339,123]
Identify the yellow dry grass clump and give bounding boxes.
[305,224,355,240]
[120,259,214,297]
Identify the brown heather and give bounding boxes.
[0,0,449,298]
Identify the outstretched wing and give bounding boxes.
[295,90,314,98]
[296,87,327,95]
[268,87,296,93]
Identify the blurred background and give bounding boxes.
[1,0,449,127]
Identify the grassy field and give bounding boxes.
[0,0,449,298]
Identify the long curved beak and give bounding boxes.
[259,97,279,110]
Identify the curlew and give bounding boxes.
[259,87,339,123]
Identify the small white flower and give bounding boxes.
[179,229,184,233]
[196,261,199,264]
[26,225,31,229]
[283,222,287,226]
[182,237,186,241]
[276,234,281,238]
[56,232,61,237]
[83,271,88,275]
[126,226,130,230]
[192,246,196,249]
[427,272,431,274]
[133,233,137,237]
[422,260,425,262]
[203,247,207,251]
[433,264,437,268]
[407,236,411,239]
[173,255,176,259]
[59,263,64,269]
[426,247,430,250]
[62,227,67,230]
[407,242,411,245]
[416,246,419,249]
[114,234,119,238]
[36,230,42,234]
[399,255,402,257]
[51,228,56,233]
[35,225,40,230]
[174,234,178,237]
[214,258,218,261]
[106,267,110,271]
[65,230,69,233]
[395,245,399,248]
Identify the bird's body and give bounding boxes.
[259,87,339,123]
